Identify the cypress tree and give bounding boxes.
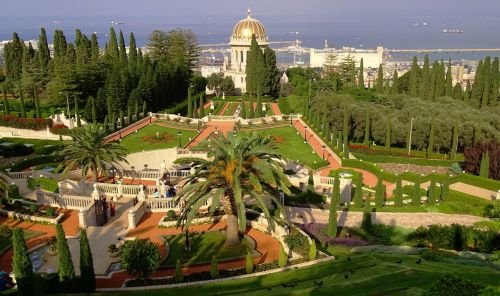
[249,98,255,118]
[19,83,26,118]
[385,116,391,150]
[412,178,421,206]
[106,95,112,120]
[241,100,247,118]
[12,228,35,296]
[278,246,287,267]
[358,58,364,88]
[2,88,10,115]
[309,240,317,261]
[187,88,192,118]
[175,259,184,282]
[376,64,384,93]
[445,59,453,97]
[75,99,81,127]
[38,28,50,72]
[135,100,139,121]
[245,252,254,273]
[103,115,109,132]
[450,122,459,161]
[111,113,116,131]
[354,175,363,207]
[34,95,41,118]
[427,118,435,157]
[479,152,490,178]
[255,96,262,118]
[390,69,399,94]
[106,27,119,60]
[464,80,471,103]
[193,98,198,118]
[490,57,499,105]
[394,177,403,207]
[90,33,100,63]
[79,229,95,293]
[471,60,484,107]
[119,110,124,128]
[452,83,463,101]
[128,32,138,75]
[321,112,328,138]
[327,177,339,236]
[118,30,127,64]
[332,127,337,147]
[441,175,450,201]
[481,57,492,108]
[199,94,205,118]
[127,104,131,125]
[142,101,147,118]
[375,178,385,207]
[420,55,430,98]
[210,256,218,279]
[56,224,75,291]
[338,133,343,153]
[409,56,419,97]
[343,107,349,156]
[91,96,97,123]
[364,112,370,146]
[428,177,437,205]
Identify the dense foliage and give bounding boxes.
[79,229,95,293]
[464,139,499,180]
[12,228,35,296]
[56,223,76,292]
[120,239,161,281]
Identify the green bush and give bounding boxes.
[167,210,176,220]
[29,203,38,215]
[46,207,55,217]
[423,273,480,296]
[361,211,373,233]
[278,246,287,268]
[353,152,455,167]
[34,144,60,155]
[284,228,310,258]
[120,239,161,282]
[308,240,317,261]
[0,143,34,157]
[7,184,20,198]
[175,259,184,283]
[10,155,57,172]
[210,256,218,279]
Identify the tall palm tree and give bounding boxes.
[58,124,128,182]
[175,133,291,246]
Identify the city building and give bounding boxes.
[310,46,384,69]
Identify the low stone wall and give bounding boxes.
[0,126,71,140]
[159,215,226,228]
[128,201,147,229]
[0,208,64,224]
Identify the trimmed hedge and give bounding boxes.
[0,143,34,157]
[0,114,51,130]
[10,155,57,172]
[353,152,455,167]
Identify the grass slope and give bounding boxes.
[120,124,198,153]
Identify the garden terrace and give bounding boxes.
[119,124,198,153]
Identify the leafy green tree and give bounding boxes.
[278,246,287,267]
[175,133,290,246]
[187,88,193,118]
[385,116,391,150]
[120,239,161,282]
[12,228,35,296]
[245,252,254,274]
[56,224,75,291]
[450,122,459,160]
[57,124,128,182]
[364,112,370,146]
[452,83,463,101]
[445,60,453,97]
[199,94,206,118]
[255,96,262,117]
[408,56,419,97]
[309,240,317,261]
[175,259,183,283]
[210,256,218,279]
[354,175,363,207]
[327,177,339,237]
[192,98,198,118]
[79,229,95,293]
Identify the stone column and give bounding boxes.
[91,184,100,200]
[137,185,146,201]
[117,180,123,197]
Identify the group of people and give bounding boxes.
[152,184,178,198]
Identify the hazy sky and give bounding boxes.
[3,0,500,18]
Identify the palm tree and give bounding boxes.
[58,124,128,182]
[175,133,291,246]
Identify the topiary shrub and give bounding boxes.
[29,203,38,215]
[0,198,8,207]
[0,143,34,157]
[361,211,373,234]
[8,184,20,198]
[245,252,254,274]
[46,207,55,217]
[166,210,176,220]
[12,228,35,295]
[120,239,161,283]
[309,240,317,261]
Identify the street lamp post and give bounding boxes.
[177,131,182,148]
[304,126,308,143]
[322,145,326,160]
[408,117,415,156]
[290,113,293,126]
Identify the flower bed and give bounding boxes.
[49,124,69,135]
[0,115,51,130]
[0,207,64,224]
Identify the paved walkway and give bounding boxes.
[187,120,235,148]
[450,182,498,201]
[287,206,486,228]
[218,102,230,115]
[95,213,281,288]
[270,103,281,115]
[104,117,157,142]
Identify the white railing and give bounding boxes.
[36,190,92,210]
[79,202,97,229]
[128,200,147,229]
[318,176,336,185]
[146,198,177,212]
[210,115,236,120]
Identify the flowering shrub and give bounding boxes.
[49,124,70,135]
[0,114,51,130]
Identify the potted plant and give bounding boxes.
[108,243,119,257]
[46,236,57,256]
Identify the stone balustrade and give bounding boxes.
[79,202,97,229]
[36,190,92,210]
[128,200,147,229]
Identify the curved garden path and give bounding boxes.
[270,103,281,115]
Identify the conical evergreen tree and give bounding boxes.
[118,30,128,65]
[142,100,147,118]
[79,229,95,293]
[187,88,193,118]
[464,80,471,103]
[12,228,35,296]
[394,177,403,207]
[75,98,81,127]
[38,28,51,73]
[471,60,484,107]
[376,64,384,93]
[364,112,370,146]
[91,96,97,123]
[106,27,119,60]
[412,178,421,206]
[427,118,435,157]
[56,224,75,292]
[255,96,262,118]
[445,59,453,97]
[358,58,364,88]
[354,175,363,207]
[490,57,499,105]
[248,98,255,118]
[375,178,385,208]
[409,56,419,97]
[391,69,399,94]
[479,152,490,178]
[428,176,437,205]
[450,122,459,161]
[420,55,430,98]
[452,83,463,101]
[385,116,391,150]
[481,57,492,108]
[199,94,205,118]
[441,175,450,201]
[193,98,198,119]
[327,176,339,236]
[127,104,131,125]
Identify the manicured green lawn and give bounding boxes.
[119,124,198,153]
[0,137,61,151]
[27,177,59,192]
[222,103,238,116]
[240,126,329,170]
[163,230,252,266]
[91,252,499,296]
[0,229,44,254]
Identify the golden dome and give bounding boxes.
[231,8,268,44]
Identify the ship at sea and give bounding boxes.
[441,28,464,33]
